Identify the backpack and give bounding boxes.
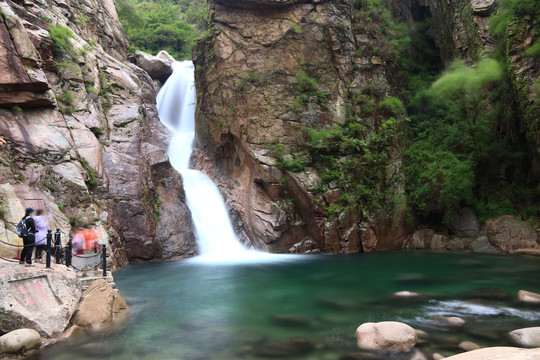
[16,217,29,238]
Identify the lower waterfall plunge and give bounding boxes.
[156,61,278,263]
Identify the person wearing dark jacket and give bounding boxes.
[19,208,37,266]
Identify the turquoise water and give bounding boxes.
[32,251,540,359]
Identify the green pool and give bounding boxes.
[31,251,540,359]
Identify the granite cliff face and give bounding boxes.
[193,0,539,254]
[0,0,195,265]
[194,0,411,253]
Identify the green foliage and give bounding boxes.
[273,144,307,173]
[67,214,84,229]
[289,21,303,34]
[379,96,405,117]
[81,157,99,187]
[295,71,319,93]
[48,24,75,55]
[0,206,6,221]
[116,0,207,60]
[528,40,540,58]
[489,0,540,38]
[57,90,74,105]
[56,204,65,211]
[12,106,22,113]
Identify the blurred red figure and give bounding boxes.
[82,227,100,253]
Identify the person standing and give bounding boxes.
[19,208,36,267]
[33,209,48,262]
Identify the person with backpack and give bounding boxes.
[18,208,37,266]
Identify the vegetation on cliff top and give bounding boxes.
[116,0,207,59]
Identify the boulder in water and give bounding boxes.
[459,341,482,351]
[355,321,417,351]
[508,327,540,347]
[72,279,129,330]
[485,216,539,253]
[444,347,540,359]
[430,316,466,328]
[0,329,41,354]
[517,290,540,305]
[256,337,313,357]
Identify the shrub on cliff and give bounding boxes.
[48,24,75,56]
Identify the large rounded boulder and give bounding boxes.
[0,328,41,354]
[355,321,417,352]
[509,327,540,347]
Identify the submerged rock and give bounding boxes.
[458,288,509,300]
[430,316,466,329]
[0,329,41,354]
[458,341,482,351]
[355,321,417,352]
[508,327,540,348]
[257,337,313,357]
[271,313,316,327]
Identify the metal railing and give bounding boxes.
[2,228,107,276]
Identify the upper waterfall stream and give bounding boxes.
[156,61,274,263]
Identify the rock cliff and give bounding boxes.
[193,0,538,254]
[194,0,412,253]
[0,0,195,265]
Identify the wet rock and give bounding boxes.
[458,341,481,351]
[411,229,435,249]
[341,349,426,360]
[340,352,384,360]
[355,321,417,352]
[485,216,539,253]
[517,290,540,305]
[467,328,502,341]
[271,314,315,327]
[471,236,504,254]
[444,347,540,359]
[430,316,465,329]
[415,329,430,340]
[434,335,462,350]
[445,208,481,238]
[134,50,173,82]
[72,279,129,330]
[0,329,41,354]
[394,291,422,297]
[508,327,540,347]
[257,337,313,357]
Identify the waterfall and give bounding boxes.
[156,61,274,263]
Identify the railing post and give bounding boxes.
[45,230,52,268]
[102,244,107,277]
[54,229,61,264]
[66,239,72,267]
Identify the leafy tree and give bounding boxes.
[115,0,207,60]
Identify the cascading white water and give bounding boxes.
[156,61,275,263]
